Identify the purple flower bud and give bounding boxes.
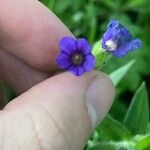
[56,37,95,76]
[102,19,142,57]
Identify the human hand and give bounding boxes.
[0,0,115,150]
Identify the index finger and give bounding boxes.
[0,0,73,72]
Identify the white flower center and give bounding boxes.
[105,40,117,51]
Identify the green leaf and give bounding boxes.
[97,115,131,141]
[109,60,135,86]
[126,0,146,8]
[101,0,120,10]
[55,0,72,13]
[135,135,150,150]
[88,142,116,150]
[116,141,135,150]
[88,141,136,150]
[147,124,150,134]
[86,131,100,148]
[84,4,97,43]
[123,82,149,135]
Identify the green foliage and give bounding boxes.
[97,115,132,141]
[124,83,149,135]
[88,141,136,150]
[109,61,135,86]
[88,142,116,150]
[135,135,150,150]
[87,82,150,150]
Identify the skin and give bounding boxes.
[0,0,115,150]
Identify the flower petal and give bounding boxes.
[108,19,120,28]
[119,26,131,41]
[69,66,85,76]
[77,38,92,55]
[112,39,142,57]
[128,38,142,50]
[56,52,71,69]
[59,37,77,54]
[83,54,95,71]
[102,27,120,50]
[112,45,128,57]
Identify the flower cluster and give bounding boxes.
[56,20,142,76]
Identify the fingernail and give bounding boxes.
[85,72,115,129]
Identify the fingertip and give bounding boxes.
[34,70,115,129]
[85,71,115,128]
[3,70,115,149]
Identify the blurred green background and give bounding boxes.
[1,0,150,149]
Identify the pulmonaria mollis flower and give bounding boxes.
[56,37,95,76]
[102,19,142,57]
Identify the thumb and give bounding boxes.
[1,71,115,150]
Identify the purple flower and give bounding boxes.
[56,37,95,76]
[102,19,142,57]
